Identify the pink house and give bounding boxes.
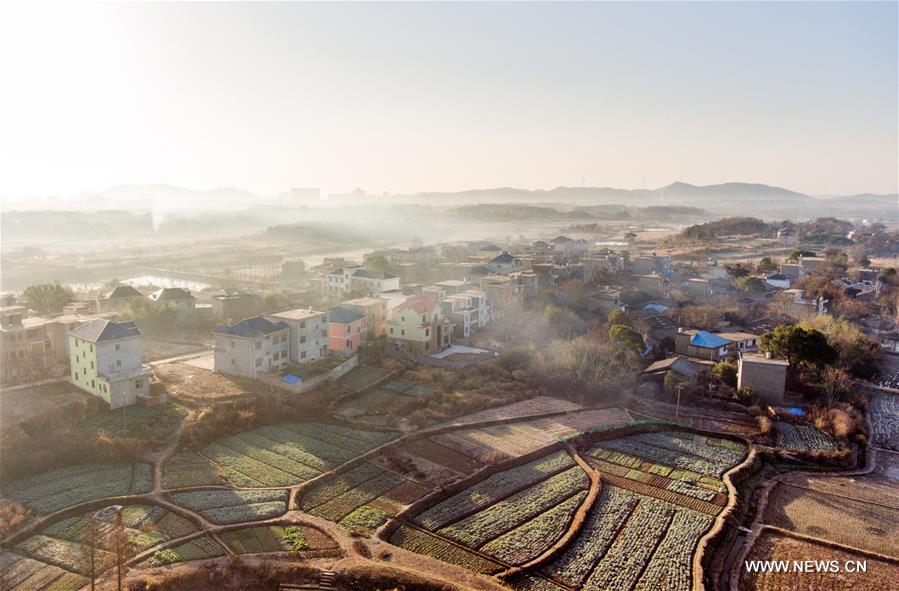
[327,307,366,356]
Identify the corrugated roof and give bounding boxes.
[689,330,729,348]
[69,319,141,343]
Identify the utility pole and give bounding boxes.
[675,385,683,422]
[122,393,127,431]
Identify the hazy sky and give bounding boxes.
[1,1,896,199]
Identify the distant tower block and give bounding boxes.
[289,187,320,205]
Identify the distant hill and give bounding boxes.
[679,217,774,242]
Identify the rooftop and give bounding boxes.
[268,308,326,321]
[106,285,144,299]
[395,296,438,314]
[329,307,365,324]
[741,352,789,366]
[214,316,288,338]
[69,319,141,343]
[689,330,730,349]
[149,287,194,302]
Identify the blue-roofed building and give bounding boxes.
[675,329,731,361]
[213,316,290,378]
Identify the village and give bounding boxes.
[1,215,897,591]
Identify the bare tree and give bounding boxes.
[821,366,852,409]
[80,516,101,591]
[109,512,135,591]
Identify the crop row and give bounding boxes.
[869,394,899,450]
[309,472,405,522]
[512,574,570,591]
[339,505,389,531]
[210,439,321,482]
[480,491,585,565]
[171,489,288,525]
[633,509,714,591]
[596,439,728,477]
[414,451,574,530]
[0,551,86,591]
[774,422,838,452]
[253,425,358,464]
[666,479,718,502]
[540,485,639,587]
[300,462,385,510]
[581,496,675,590]
[590,448,727,497]
[148,536,225,566]
[437,467,589,547]
[389,525,503,575]
[16,535,115,577]
[635,432,745,464]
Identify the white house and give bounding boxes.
[327,266,401,297]
[265,308,328,364]
[213,316,290,378]
[68,319,151,409]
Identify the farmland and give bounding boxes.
[338,365,394,392]
[299,461,413,525]
[739,531,899,591]
[174,421,397,487]
[592,431,746,478]
[3,463,153,514]
[170,489,289,525]
[144,536,226,566]
[773,422,839,453]
[0,550,87,591]
[869,393,899,450]
[762,482,898,557]
[219,525,339,557]
[80,401,189,440]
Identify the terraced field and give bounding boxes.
[1,503,198,591]
[2,463,153,514]
[773,422,839,453]
[170,489,289,525]
[869,393,899,450]
[762,482,898,557]
[220,525,339,557]
[171,422,397,487]
[144,536,226,567]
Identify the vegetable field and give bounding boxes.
[299,462,406,523]
[594,431,744,477]
[3,463,153,514]
[0,551,87,591]
[773,422,838,453]
[170,489,288,525]
[220,525,339,556]
[338,365,393,391]
[869,394,899,450]
[184,422,396,487]
[145,536,225,566]
[389,525,504,575]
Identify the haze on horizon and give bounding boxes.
[1,1,896,202]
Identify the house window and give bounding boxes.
[116,360,122,368]
[300,321,306,329]
[425,328,430,337]
[91,379,95,388]
[255,341,262,350]
[401,329,405,336]
[389,328,394,335]
[346,340,351,348]
[422,314,426,323]
[255,358,262,367]
[90,361,94,369]
[300,335,306,344]
[92,344,95,352]
[135,379,144,389]
[300,351,307,359]
[83,367,87,375]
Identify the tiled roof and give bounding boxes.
[69,319,141,342]
[214,316,288,338]
[106,285,144,299]
[328,307,365,324]
[395,297,438,314]
[149,287,194,302]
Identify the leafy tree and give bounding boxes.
[119,299,178,335]
[609,325,645,354]
[738,276,766,293]
[712,359,738,387]
[606,308,632,328]
[363,254,395,274]
[757,257,778,273]
[801,315,882,379]
[22,281,74,314]
[786,249,817,262]
[759,325,836,375]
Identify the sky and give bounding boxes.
[0,1,896,200]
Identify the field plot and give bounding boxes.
[163,452,227,488]
[144,536,225,566]
[762,482,898,557]
[0,550,87,591]
[220,525,339,556]
[299,461,421,525]
[183,422,396,487]
[739,531,899,591]
[399,438,483,475]
[629,401,759,435]
[170,489,288,525]
[3,463,153,514]
[593,431,745,478]
[436,396,584,427]
[869,393,899,450]
[389,525,504,575]
[80,401,188,440]
[776,449,899,509]
[773,422,838,453]
[533,483,714,591]
[433,407,632,462]
[338,365,393,392]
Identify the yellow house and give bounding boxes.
[387,297,451,355]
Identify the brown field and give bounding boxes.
[762,483,898,558]
[777,449,899,510]
[153,362,260,400]
[0,382,96,432]
[382,480,431,505]
[740,531,899,591]
[402,438,484,474]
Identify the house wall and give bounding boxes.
[328,318,366,355]
[213,329,290,378]
[69,335,147,407]
[267,312,329,364]
[738,359,787,404]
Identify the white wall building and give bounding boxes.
[265,308,328,363]
[68,320,151,409]
[213,316,290,378]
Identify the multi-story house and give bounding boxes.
[1,305,52,383]
[674,329,730,361]
[213,316,290,378]
[68,319,151,408]
[387,296,452,355]
[265,308,328,363]
[99,285,145,313]
[327,266,401,297]
[148,287,196,316]
[340,297,388,337]
[441,289,489,338]
[486,252,526,275]
[327,307,366,356]
[211,290,262,324]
